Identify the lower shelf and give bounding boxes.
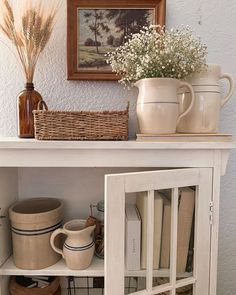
[0,256,193,278]
[0,257,104,277]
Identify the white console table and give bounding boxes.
[0,138,234,295]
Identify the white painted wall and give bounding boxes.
[0,0,236,294]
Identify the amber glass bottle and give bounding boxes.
[17,83,42,138]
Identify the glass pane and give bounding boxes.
[176,284,193,294]
[176,187,195,280]
[125,277,140,294]
[153,189,171,288]
[125,192,146,293]
[66,277,104,295]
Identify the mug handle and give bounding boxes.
[220,73,234,107]
[177,81,195,125]
[50,228,66,259]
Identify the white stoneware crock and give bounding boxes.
[9,198,63,270]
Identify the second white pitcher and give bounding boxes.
[50,219,96,270]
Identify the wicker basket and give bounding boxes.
[33,101,129,140]
[156,278,193,295]
[9,276,61,294]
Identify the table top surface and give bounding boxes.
[0,137,235,150]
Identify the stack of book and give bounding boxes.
[125,187,195,274]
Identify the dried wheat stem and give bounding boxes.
[0,0,57,83]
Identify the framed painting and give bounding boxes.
[67,0,166,80]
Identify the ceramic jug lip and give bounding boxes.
[135,77,180,87]
[9,198,63,223]
[64,219,95,233]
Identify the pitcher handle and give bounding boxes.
[50,228,66,259]
[220,73,234,107]
[177,81,195,125]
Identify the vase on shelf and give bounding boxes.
[177,64,234,133]
[0,1,57,138]
[17,83,42,138]
[135,78,195,134]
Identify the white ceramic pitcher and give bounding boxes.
[135,78,195,134]
[177,64,234,133]
[187,64,234,88]
[50,219,96,270]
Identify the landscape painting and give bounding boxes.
[67,0,166,80]
[77,9,155,72]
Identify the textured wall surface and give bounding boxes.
[0,0,236,294]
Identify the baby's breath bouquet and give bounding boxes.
[107,25,208,87]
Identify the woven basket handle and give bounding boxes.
[37,100,48,111]
[126,102,130,111]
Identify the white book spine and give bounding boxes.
[136,192,163,269]
[125,204,141,271]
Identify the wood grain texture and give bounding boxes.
[193,168,212,294]
[105,168,211,294]
[105,174,125,295]
[210,151,221,295]
[146,190,155,292]
[0,140,232,171]
[0,0,235,293]
[0,142,233,295]
[170,188,178,295]
[0,168,18,266]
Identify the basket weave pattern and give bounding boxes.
[34,103,129,141]
[9,276,61,294]
[156,278,193,295]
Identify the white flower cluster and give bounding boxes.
[106,25,208,87]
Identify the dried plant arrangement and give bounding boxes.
[0,0,57,83]
[0,0,58,138]
[107,25,208,87]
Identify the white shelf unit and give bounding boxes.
[0,256,192,279]
[0,138,234,295]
